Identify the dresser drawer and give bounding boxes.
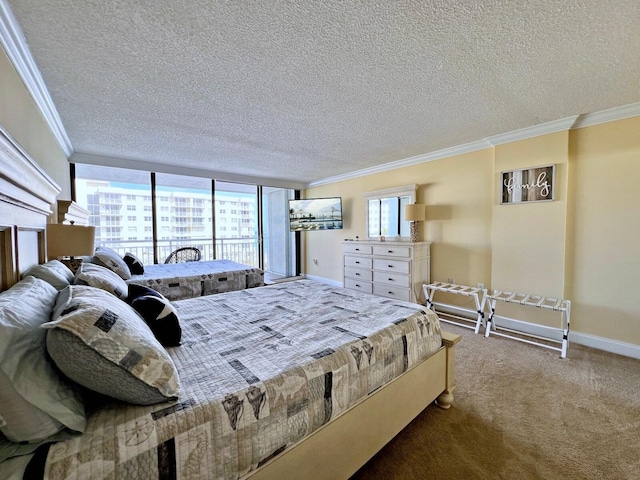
[345,256,373,269]
[373,258,410,274]
[373,284,410,302]
[373,271,410,288]
[372,245,411,258]
[344,277,373,294]
[344,267,373,281]
[343,244,373,255]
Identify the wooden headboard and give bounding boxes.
[0,125,61,290]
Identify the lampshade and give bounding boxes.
[47,224,96,258]
[404,203,426,222]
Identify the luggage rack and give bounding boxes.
[485,291,571,358]
[423,282,487,334]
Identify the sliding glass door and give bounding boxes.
[262,187,296,280]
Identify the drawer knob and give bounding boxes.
[388,291,394,295]
[388,250,393,253]
[355,284,360,287]
[355,272,360,276]
[388,264,393,268]
[388,278,393,281]
[355,248,360,251]
[355,261,360,264]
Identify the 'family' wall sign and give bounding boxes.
[501,164,555,204]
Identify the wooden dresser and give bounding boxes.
[342,240,431,304]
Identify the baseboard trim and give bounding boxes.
[432,302,640,360]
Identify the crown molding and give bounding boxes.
[0,0,73,158]
[571,101,640,130]
[310,102,640,187]
[308,139,493,187]
[487,116,579,146]
[0,124,60,215]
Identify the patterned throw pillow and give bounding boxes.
[75,262,128,300]
[93,246,131,280]
[123,252,144,275]
[131,295,182,347]
[43,285,180,405]
[127,283,162,302]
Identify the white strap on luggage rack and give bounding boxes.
[423,282,487,334]
[485,290,571,358]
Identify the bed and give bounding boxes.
[126,259,265,301]
[0,125,461,480]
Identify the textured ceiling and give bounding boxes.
[6,0,640,186]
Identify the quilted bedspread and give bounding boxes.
[127,259,264,300]
[23,280,442,480]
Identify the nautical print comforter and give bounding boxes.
[17,280,442,480]
[127,259,264,300]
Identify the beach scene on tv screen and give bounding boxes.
[289,198,343,231]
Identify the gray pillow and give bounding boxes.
[93,246,131,280]
[75,262,128,299]
[20,260,74,291]
[0,277,85,442]
[43,285,180,405]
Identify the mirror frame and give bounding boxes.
[363,184,418,241]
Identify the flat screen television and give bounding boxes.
[288,197,343,232]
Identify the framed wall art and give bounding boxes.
[501,164,555,204]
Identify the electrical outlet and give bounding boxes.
[477,282,485,289]
[447,278,455,285]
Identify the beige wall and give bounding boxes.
[566,117,640,344]
[306,118,640,348]
[0,46,70,200]
[305,149,494,292]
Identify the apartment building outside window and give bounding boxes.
[74,164,297,277]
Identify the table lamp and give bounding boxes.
[46,223,96,273]
[404,203,426,242]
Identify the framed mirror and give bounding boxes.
[363,184,417,241]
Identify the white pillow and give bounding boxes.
[75,262,128,299]
[21,260,74,291]
[93,246,131,280]
[0,277,85,442]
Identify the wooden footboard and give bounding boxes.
[246,330,461,480]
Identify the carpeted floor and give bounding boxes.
[351,323,640,480]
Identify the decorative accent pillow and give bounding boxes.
[20,260,74,291]
[93,246,131,280]
[43,285,180,405]
[131,295,182,347]
[127,283,163,303]
[75,262,128,299]
[123,252,144,275]
[0,277,85,442]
